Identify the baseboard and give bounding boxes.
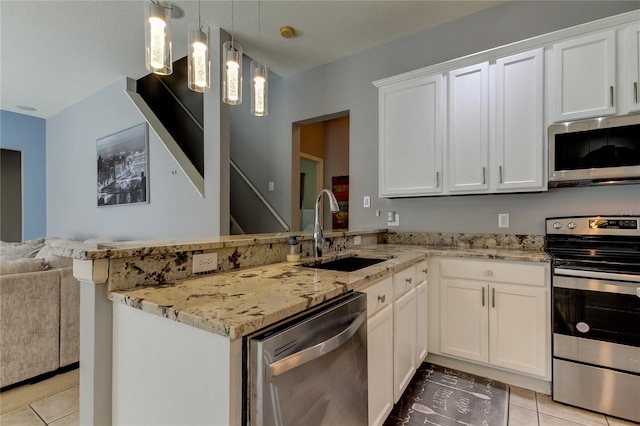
[425,354,551,395]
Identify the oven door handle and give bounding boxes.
[554,268,640,283]
[553,274,639,295]
[265,309,366,380]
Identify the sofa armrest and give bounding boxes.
[59,267,80,367]
[0,269,60,388]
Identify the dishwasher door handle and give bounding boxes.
[266,309,366,380]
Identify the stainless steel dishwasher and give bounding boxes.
[244,292,368,426]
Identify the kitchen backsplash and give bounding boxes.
[385,231,544,251]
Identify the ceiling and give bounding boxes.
[0,0,503,119]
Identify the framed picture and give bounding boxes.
[97,123,149,207]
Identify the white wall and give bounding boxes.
[47,42,228,241]
[255,1,640,236]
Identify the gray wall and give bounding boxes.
[46,29,228,241]
[244,1,640,236]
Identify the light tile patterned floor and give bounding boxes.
[1,375,639,425]
[508,386,639,426]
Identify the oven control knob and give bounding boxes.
[553,222,562,229]
[567,222,577,230]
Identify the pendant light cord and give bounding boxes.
[231,0,235,46]
[258,0,262,63]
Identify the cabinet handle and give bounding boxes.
[378,295,386,303]
[635,82,638,104]
[498,166,503,184]
[482,167,486,185]
[436,171,440,188]
[422,268,428,274]
[492,287,496,308]
[610,85,614,107]
[482,287,485,307]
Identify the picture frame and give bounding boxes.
[96,123,149,207]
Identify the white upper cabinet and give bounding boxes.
[626,23,640,113]
[494,49,545,192]
[553,29,617,121]
[447,62,490,193]
[378,74,443,197]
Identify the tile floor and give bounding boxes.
[1,374,639,425]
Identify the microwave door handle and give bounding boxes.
[265,310,366,380]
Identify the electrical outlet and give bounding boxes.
[268,181,275,192]
[193,253,218,273]
[354,236,362,245]
[363,196,370,208]
[388,213,400,227]
[498,213,510,228]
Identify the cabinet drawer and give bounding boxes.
[393,266,417,299]
[440,258,547,287]
[362,277,393,318]
[416,260,428,283]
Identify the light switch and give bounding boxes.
[363,196,371,208]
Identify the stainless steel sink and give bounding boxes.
[300,255,390,272]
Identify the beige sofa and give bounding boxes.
[0,239,80,389]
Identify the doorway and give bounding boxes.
[291,112,349,232]
[1,149,22,242]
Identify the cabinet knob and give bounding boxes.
[422,268,428,274]
[377,295,386,303]
[486,270,493,276]
[406,278,412,284]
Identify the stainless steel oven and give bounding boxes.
[545,216,640,423]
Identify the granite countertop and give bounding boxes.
[49,229,385,260]
[109,244,549,340]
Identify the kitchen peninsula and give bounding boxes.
[56,230,548,425]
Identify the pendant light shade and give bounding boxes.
[251,61,268,116]
[145,2,173,75]
[222,41,243,105]
[188,22,210,92]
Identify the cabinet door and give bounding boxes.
[489,284,548,378]
[553,30,617,121]
[628,24,640,113]
[495,49,545,192]
[379,74,443,197]
[440,278,488,363]
[416,280,428,364]
[393,287,417,402]
[367,305,394,426]
[447,62,489,193]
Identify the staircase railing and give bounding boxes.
[230,160,290,232]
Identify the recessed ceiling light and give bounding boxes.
[280,26,296,38]
[16,105,37,112]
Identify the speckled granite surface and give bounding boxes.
[385,231,544,251]
[109,244,549,340]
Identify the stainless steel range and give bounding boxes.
[545,216,640,423]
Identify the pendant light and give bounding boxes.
[250,0,268,116]
[145,1,173,75]
[222,0,243,105]
[188,0,210,92]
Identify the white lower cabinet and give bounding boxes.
[416,280,428,364]
[393,287,417,401]
[439,257,549,379]
[363,277,394,426]
[363,261,428,426]
[367,304,394,426]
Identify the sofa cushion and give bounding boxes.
[0,238,46,261]
[36,244,73,269]
[0,258,48,275]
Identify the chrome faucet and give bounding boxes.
[313,189,340,258]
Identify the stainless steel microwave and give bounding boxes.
[548,113,640,187]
